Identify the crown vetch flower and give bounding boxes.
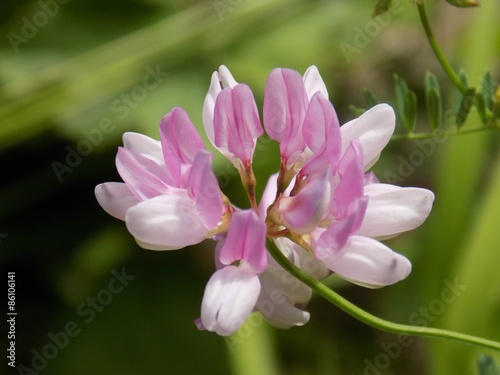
[95,108,225,251]
[96,64,435,336]
[201,209,267,336]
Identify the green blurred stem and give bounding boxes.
[266,239,500,352]
[416,1,467,94]
[391,123,500,141]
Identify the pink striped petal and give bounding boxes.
[357,184,435,238]
[340,104,395,170]
[115,147,172,200]
[316,197,368,255]
[219,210,267,272]
[302,93,339,153]
[186,150,224,230]
[203,65,238,146]
[300,93,341,176]
[319,235,412,288]
[332,140,364,219]
[159,107,205,187]
[263,68,308,164]
[213,84,263,164]
[278,172,331,235]
[95,182,139,220]
[201,263,261,336]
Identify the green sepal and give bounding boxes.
[494,86,500,117]
[362,87,378,109]
[456,88,476,128]
[425,72,442,129]
[477,355,499,375]
[394,74,417,132]
[455,70,470,113]
[476,92,488,123]
[482,71,494,111]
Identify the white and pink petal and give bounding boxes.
[202,65,238,146]
[357,184,435,239]
[94,182,139,221]
[122,132,164,166]
[124,193,208,251]
[318,235,411,288]
[340,104,395,170]
[201,264,261,336]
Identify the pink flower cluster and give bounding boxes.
[95,66,434,336]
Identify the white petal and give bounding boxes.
[95,182,139,220]
[262,263,312,305]
[257,267,310,329]
[358,184,435,238]
[273,237,330,280]
[122,132,164,166]
[201,264,260,336]
[202,72,222,145]
[218,65,238,88]
[319,236,411,288]
[134,239,180,251]
[202,66,239,146]
[125,194,207,250]
[258,173,278,219]
[256,239,330,329]
[303,65,329,100]
[340,104,395,169]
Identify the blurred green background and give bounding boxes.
[1,0,499,374]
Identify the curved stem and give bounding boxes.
[266,239,500,352]
[416,1,467,94]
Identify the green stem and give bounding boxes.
[391,123,500,141]
[266,239,500,352]
[416,1,467,94]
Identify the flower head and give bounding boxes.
[96,65,434,336]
